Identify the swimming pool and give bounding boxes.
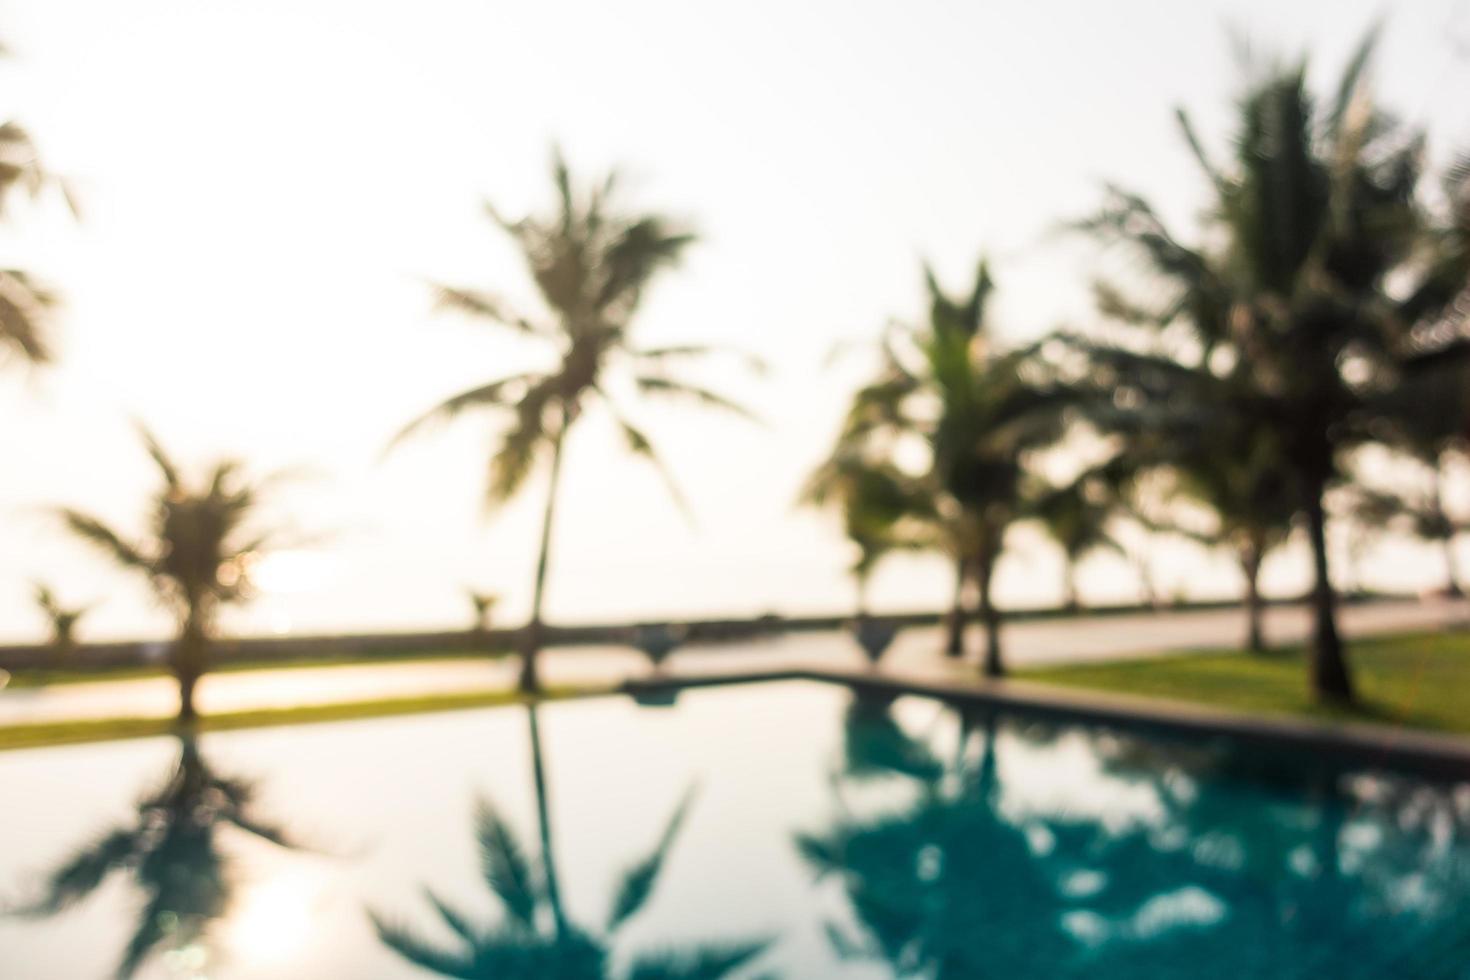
[1,680,1467,978]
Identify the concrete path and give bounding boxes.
[1,597,1464,726]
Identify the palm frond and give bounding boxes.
[58,510,152,574]
[432,284,544,336]
[598,391,692,520]
[0,268,56,365]
[606,785,697,933]
[635,344,769,375]
[11,829,137,915]
[625,940,771,980]
[135,424,182,489]
[634,376,761,424]
[474,796,541,927]
[387,373,543,451]
[370,913,478,979]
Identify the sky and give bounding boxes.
[1,0,1468,642]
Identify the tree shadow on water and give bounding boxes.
[370,702,774,979]
[7,735,300,979]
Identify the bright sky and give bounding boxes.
[1,0,1468,642]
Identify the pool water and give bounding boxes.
[1,680,1467,979]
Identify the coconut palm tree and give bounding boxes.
[799,451,922,619]
[1035,473,1125,611]
[467,588,498,634]
[31,581,91,659]
[1067,362,1299,650]
[833,258,1070,675]
[58,428,285,721]
[0,39,76,370]
[1076,30,1465,701]
[12,735,297,979]
[390,150,758,694]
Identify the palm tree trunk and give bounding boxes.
[526,703,567,937]
[1445,533,1465,598]
[978,556,1003,679]
[174,608,207,724]
[1062,559,1078,612]
[1240,544,1265,653]
[1434,466,1464,598]
[1305,484,1353,702]
[943,557,966,658]
[520,415,570,695]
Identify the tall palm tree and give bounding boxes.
[391,151,757,694]
[1077,30,1464,701]
[31,581,91,659]
[12,735,297,979]
[59,428,285,721]
[832,258,1069,675]
[1034,473,1124,611]
[1069,361,1299,650]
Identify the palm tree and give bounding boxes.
[800,451,922,618]
[833,258,1069,675]
[0,39,75,370]
[1035,473,1125,611]
[1071,367,1299,650]
[371,707,769,978]
[1076,30,1465,701]
[12,736,297,979]
[59,428,285,721]
[467,588,498,634]
[31,581,91,659]
[391,150,757,694]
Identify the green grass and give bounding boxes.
[1020,630,1470,735]
[0,683,603,753]
[1,648,508,689]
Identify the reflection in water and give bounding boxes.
[9,735,299,979]
[370,703,772,978]
[801,692,1470,979]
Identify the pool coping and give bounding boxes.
[624,666,1470,780]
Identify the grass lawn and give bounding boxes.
[1,647,508,689]
[0,683,603,753]
[1020,630,1470,736]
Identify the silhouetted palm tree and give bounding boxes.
[800,451,923,619]
[832,258,1069,675]
[371,706,769,978]
[11,736,296,979]
[1035,473,1124,611]
[467,588,499,635]
[391,150,758,694]
[0,39,76,370]
[1077,30,1466,701]
[59,428,286,721]
[31,581,90,659]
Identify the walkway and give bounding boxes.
[0,597,1464,726]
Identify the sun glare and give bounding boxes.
[225,868,322,967]
[248,551,331,595]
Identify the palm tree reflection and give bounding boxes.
[12,735,297,979]
[801,693,1470,978]
[371,703,771,979]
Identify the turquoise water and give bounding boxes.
[1,680,1467,978]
